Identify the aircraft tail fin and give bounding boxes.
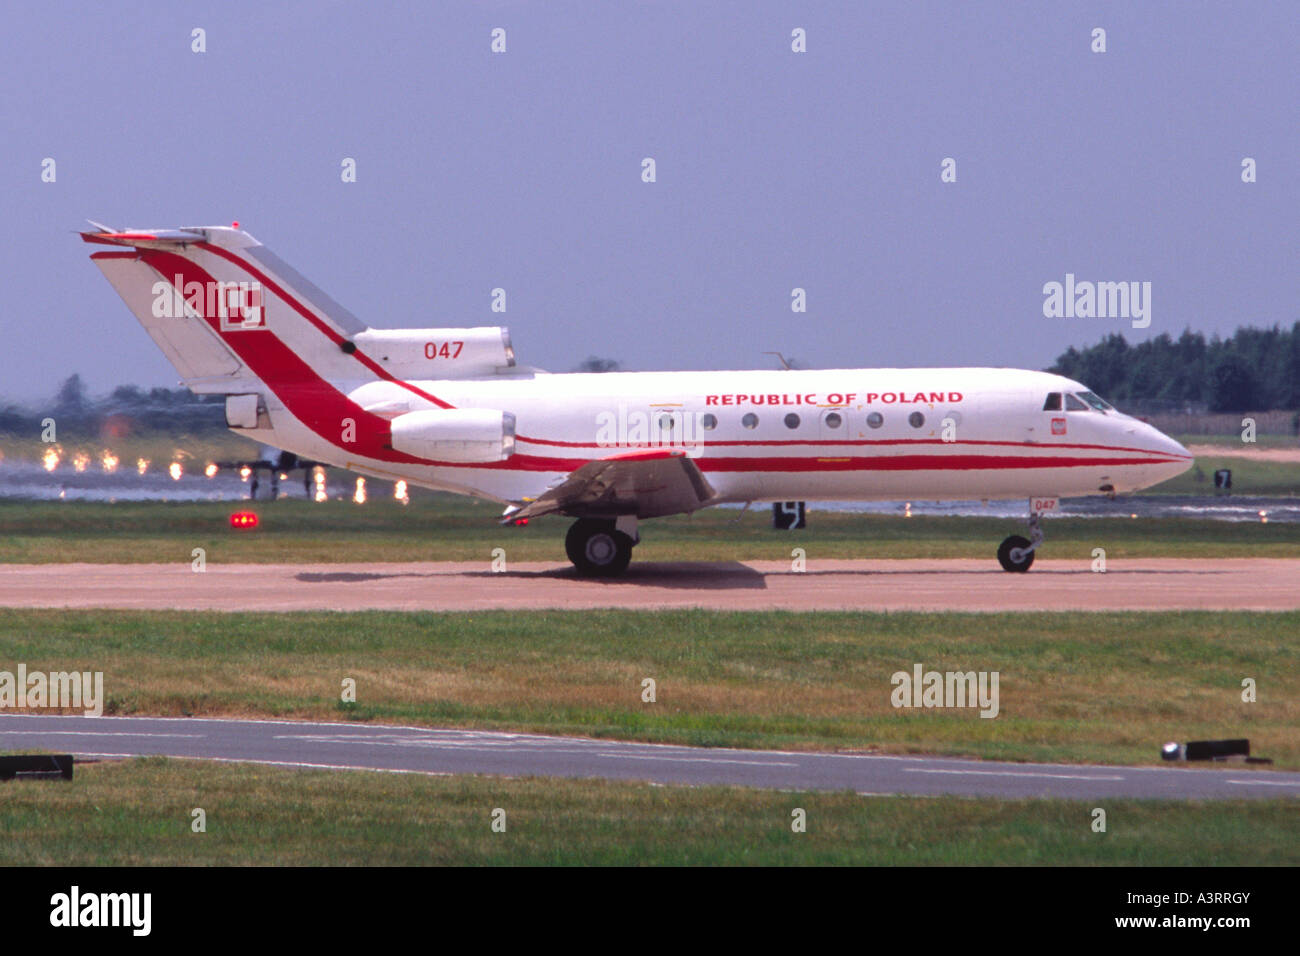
[81,224,370,394]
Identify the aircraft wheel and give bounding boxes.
[566,519,633,576]
[997,534,1034,573]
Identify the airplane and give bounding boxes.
[213,445,326,499]
[81,222,1194,575]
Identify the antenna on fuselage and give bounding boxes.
[762,351,792,370]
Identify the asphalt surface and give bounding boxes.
[2,714,1296,800]
[4,558,1300,611]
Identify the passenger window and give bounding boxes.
[866,412,884,429]
[700,413,717,431]
[1043,393,1062,411]
[741,413,759,429]
[823,411,843,429]
[908,411,925,428]
[784,413,800,429]
[1064,393,1089,411]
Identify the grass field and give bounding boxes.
[1156,455,1299,496]
[1,757,1295,865]
[3,497,1300,564]
[2,608,1294,768]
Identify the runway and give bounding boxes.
[3,558,1299,612]
[2,714,1296,799]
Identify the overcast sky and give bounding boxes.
[2,1,1295,402]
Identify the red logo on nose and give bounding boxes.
[1051,417,1067,435]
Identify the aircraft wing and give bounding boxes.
[504,448,716,522]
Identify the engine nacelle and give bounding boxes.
[349,327,515,379]
[389,409,516,463]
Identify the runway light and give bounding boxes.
[1260,510,1268,524]
[312,466,327,502]
[353,477,366,504]
[239,465,251,481]
[169,461,183,481]
[136,457,149,475]
[100,451,119,473]
[904,501,912,518]
[229,511,259,529]
[394,479,409,505]
[42,447,61,471]
[72,451,90,473]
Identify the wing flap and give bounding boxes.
[505,449,715,522]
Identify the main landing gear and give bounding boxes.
[997,501,1047,573]
[565,516,638,576]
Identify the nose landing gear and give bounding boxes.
[565,517,637,576]
[998,501,1047,573]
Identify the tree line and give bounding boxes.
[0,375,227,437]
[1048,324,1300,412]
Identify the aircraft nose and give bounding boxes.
[1156,429,1191,461]
[1141,423,1194,476]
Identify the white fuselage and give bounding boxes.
[248,366,1193,510]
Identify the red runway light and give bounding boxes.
[229,511,259,529]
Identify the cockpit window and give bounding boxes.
[1042,393,1062,411]
[1076,391,1114,412]
[1064,393,1089,411]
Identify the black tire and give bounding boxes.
[566,519,633,576]
[564,519,600,567]
[997,534,1034,573]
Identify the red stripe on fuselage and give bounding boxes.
[693,453,1182,473]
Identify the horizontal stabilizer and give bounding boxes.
[81,227,208,248]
